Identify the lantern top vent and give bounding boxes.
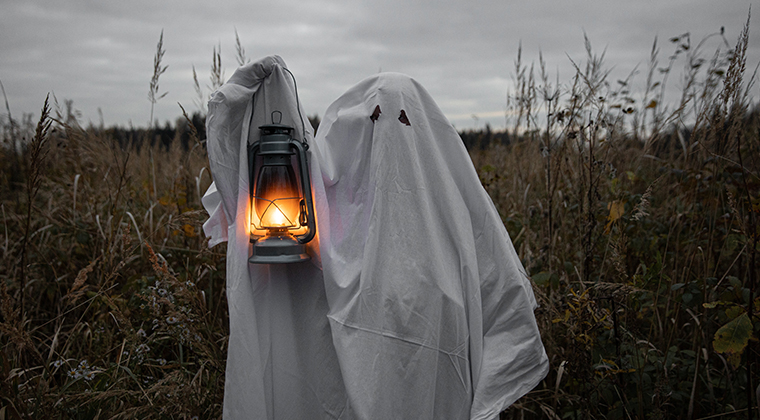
[259,110,294,136]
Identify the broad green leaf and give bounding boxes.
[726,305,745,320]
[532,271,552,287]
[713,312,753,369]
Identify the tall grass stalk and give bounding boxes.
[210,44,224,92]
[192,65,205,114]
[148,30,168,128]
[19,94,51,317]
[234,28,248,67]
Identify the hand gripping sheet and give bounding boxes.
[203,57,548,420]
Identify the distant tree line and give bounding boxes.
[105,113,516,152]
[8,106,758,161]
[107,112,208,151]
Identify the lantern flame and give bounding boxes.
[258,197,300,228]
[253,164,301,230]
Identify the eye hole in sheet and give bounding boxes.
[399,110,411,126]
[370,105,381,123]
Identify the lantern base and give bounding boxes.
[249,233,310,264]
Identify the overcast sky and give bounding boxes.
[1,0,758,131]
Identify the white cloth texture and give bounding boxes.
[202,56,549,420]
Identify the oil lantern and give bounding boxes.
[248,111,315,264]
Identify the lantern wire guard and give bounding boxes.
[247,70,315,264]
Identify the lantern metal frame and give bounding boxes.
[247,113,315,264]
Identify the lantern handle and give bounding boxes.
[283,67,308,145]
[245,67,309,148]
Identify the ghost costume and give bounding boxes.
[202,56,549,420]
[203,55,348,419]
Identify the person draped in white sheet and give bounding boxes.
[202,56,549,420]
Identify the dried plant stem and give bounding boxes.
[192,65,205,113]
[73,173,80,217]
[2,204,8,253]
[210,44,224,91]
[234,28,248,67]
[737,72,757,420]
[1,79,23,195]
[148,29,168,128]
[19,94,51,318]
[178,102,202,151]
[1,80,14,134]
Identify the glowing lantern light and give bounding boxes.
[248,111,315,264]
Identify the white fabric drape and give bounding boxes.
[202,56,548,420]
[203,55,348,419]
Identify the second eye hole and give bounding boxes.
[398,110,411,126]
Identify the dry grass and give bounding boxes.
[483,14,760,420]
[1,18,759,419]
[1,93,223,418]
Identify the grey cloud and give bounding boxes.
[1,0,757,129]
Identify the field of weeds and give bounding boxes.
[1,19,759,420]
